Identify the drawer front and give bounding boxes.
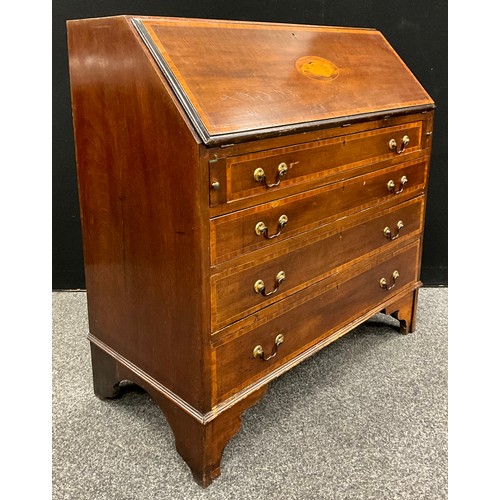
[210,157,428,265]
[220,121,423,204]
[213,241,420,401]
[211,196,425,331]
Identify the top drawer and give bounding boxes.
[210,121,424,207]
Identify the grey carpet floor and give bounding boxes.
[52,288,447,500]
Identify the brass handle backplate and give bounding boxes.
[254,271,286,297]
[383,220,404,240]
[254,162,288,188]
[253,333,285,361]
[387,175,408,194]
[255,214,288,239]
[379,270,400,290]
[389,135,410,154]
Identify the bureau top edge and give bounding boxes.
[202,105,435,147]
[128,16,435,147]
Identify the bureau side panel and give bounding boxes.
[67,16,211,411]
[418,110,434,276]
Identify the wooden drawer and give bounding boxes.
[211,196,425,331]
[210,157,428,265]
[212,241,420,401]
[214,121,423,205]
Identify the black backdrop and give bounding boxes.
[53,0,448,289]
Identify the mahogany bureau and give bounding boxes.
[67,15,434,487]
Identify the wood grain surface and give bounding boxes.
[213,241,421,401]
[68,16,212,411]
[210,158,428,264]
[138,17,434,140]
[225,121,423,203]
[211,196,425,331]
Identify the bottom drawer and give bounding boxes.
[213,241,420,401]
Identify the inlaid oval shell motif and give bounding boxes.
[296,56,339,81]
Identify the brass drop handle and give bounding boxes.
[254,162,288,188]
[387,175,408,194]
[253,334,285,361]
[254,271,286,297]
[383,220,404,240]
[379,270,400,290]
[255,215,288,239]
[389,135,410,154]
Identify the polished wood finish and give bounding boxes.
[90,342,268,486]
[208,112,435,215]
[67,15,212,411]
[383,288,420,334]
[214,241,420,400]
[211,196,425,331]
[210,158,428,265]
[224,121,424,204]
[137,18,433,142]
[68,15,434,487]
